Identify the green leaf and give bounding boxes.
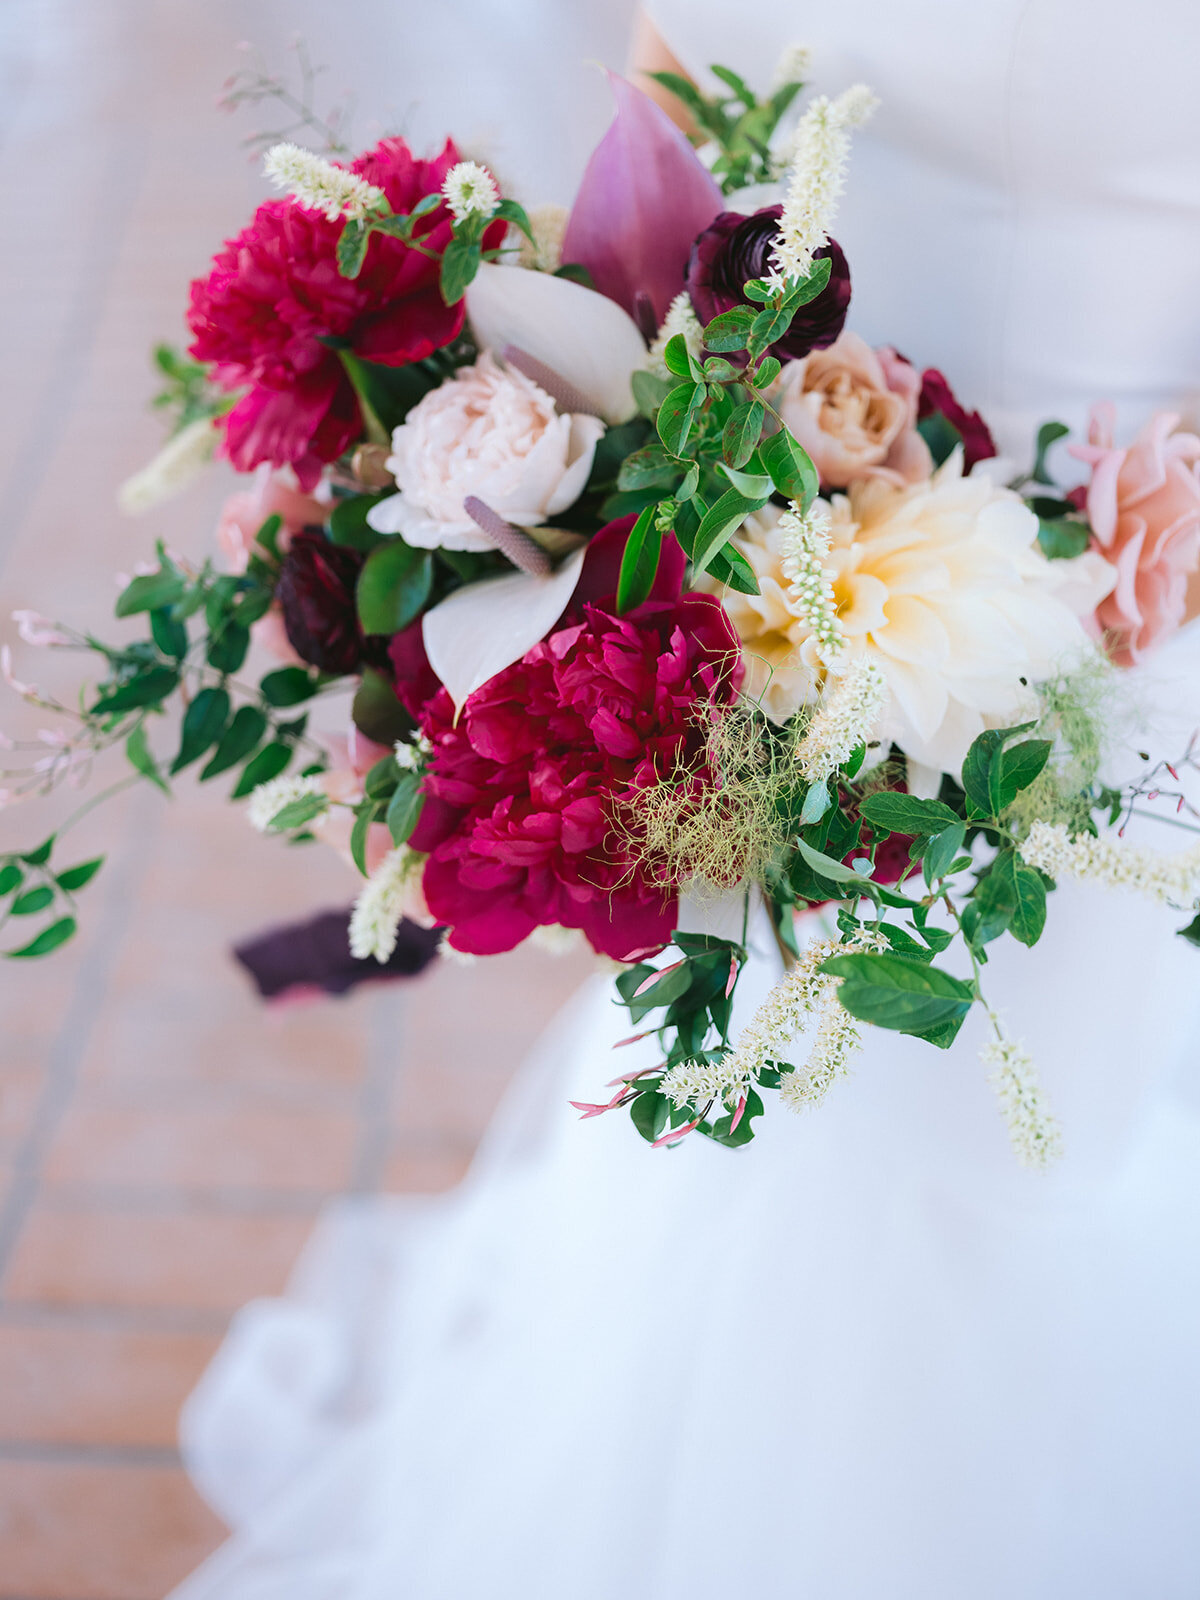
[6,916,76,959]
[721,401,764,469]
[350,806,373,876]
[336,220,369,278]
[656,381,706,456]
[439,236,481,304]
[0,863,22,896]
[1032,420,1070,486]
[1178,911,1200,948]
[329,494,389,552]
[690,488,766,578]
[709,62,754,103]
[616,445,679,493]
[783,254,833,307]
[859,792,961,837]
[997,739,1051,807]
[661,333,697,379]
[254,513,285,561]
[751,355,781,389]
[230,741,291,800]
[987,849,1047,947]
[960,725,1042,817]
[11,885,53,916]
[206,621,250,675]
[704,540,760,596]
[703,306,756,352]
[357,541,435,636]
[616,506,663,614]
[1037,517,1090,560]
[21,838,54,867]
[114,569,187,618]
[200,704,268,780]
[759,427,818,507]
[55,857,104,893]
[630,369,672,419]
[150,607,188,660]
[493,197,533,240]
[266,794,328,833]
[821,951,975,1039]
[170,686,230,774]
[125,723,169,793]
[352,666,413,746]
[718,463,772,498]
[630,1088,670,1143]
[260,667,318,708]
[922,822,967,886]
[91,665,179,717]
[916,412,962,468]
[386,772,425,844]
[796,838,869,888]
[799,779,831,826]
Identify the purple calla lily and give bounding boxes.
[561,73,723,330]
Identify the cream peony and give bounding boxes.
[714,455,1117,776]
[366,352,605,551]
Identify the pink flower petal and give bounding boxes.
[561,73,722,327]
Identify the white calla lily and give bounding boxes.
[422,547,587,713]
[464,264,647,424]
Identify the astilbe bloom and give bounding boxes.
[188,138,499,489]
[686,208,850,362]
[408,520,742,959]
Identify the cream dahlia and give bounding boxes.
[716,454,1116,775]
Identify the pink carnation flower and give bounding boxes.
[1071,404,1200,664]
[409,520,741,960]
[189,138,496,489]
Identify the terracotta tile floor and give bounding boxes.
[0,3,618,1593]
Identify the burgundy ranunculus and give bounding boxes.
[918,368,997,473]
[188,137,503,489]
[407,519,742,960]
[685,207,851,361]
[276,529,384,676]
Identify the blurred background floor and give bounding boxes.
[0,2,631,1593]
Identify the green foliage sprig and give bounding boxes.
[649,64,806,194]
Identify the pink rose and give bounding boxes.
[216,466,328,574]
[774,332,933,490]
[1070,404,1200,665]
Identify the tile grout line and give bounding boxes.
[0,792,163,1287]
[0,1440,180,1467]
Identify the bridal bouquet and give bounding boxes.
[6,54,1200,1165]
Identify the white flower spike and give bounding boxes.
[263,142,384,223]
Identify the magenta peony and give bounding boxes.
[1071,404,1200,664]
[408,520,741,959]
[189,138,491,489]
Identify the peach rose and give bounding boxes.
[216,465,328,574]
[774,332,932,489]
[1070,404,1200,665]
[366,352,605,551]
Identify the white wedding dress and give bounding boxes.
[173,5,1200,1595]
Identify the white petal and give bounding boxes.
[422,548,586,712]
[465,264,646,424]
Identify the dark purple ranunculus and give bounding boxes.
[918,368,997,473]
[685,207,851,362]
[276,529,385,676]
